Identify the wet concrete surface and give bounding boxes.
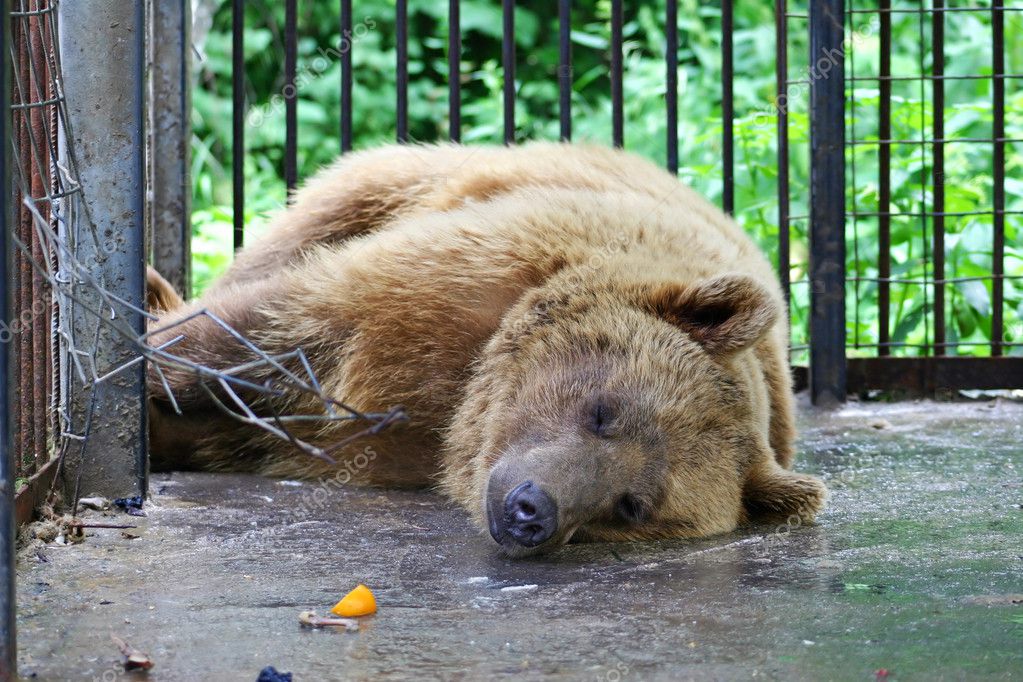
[16,398,1023,681]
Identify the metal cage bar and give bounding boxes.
[877,0,892,356]
[849,5,1023,13]
[808,0,846,405]
[774,0,790,309]
[502,0,514,145]
[448,0,461,142]
[932,0,946,355]
[32,0,52,480]
[992,1,1006,356]
[284,0,297,189]
[231,0,244,248]
[340,0,352,152]
[666,0,678,173]
[12,0,52,483]
[1,0,16,673]
[396,0,408,143]
[610,0,623,148]
[721,0,734,215]
[559,0,571,142]
[848,357,1023,393]
[150,0,192,297]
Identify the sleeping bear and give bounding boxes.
[146,143,826,557]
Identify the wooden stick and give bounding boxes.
[298,610,359,631]
[70,521,138,530]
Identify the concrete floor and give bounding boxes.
[15,398,1023,681]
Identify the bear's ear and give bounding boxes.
[743,462,827,524]
[645,274,779,354]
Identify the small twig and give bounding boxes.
[298,610,359,631]
[321,405,409,456]
[68,521,137,530]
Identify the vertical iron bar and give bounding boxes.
[502,0,515,144]
[666,0,678,173]
[232,0,245,248]
[992,1,1005,355]
[775,0,789,307]
[808,0,846,405]
[559,0,571,142]
[878,0,891,356]
[611,0,623,148]
[846,0,860,352]
[150,0,192,297]
[931,1,946,355]
[340,0,352,152]
[915,7,931,354]
[44,3,57,452]
[59,0,148,498]
[448,0,461,142]
[396,0,408,143]
[15,13,32,475]
[284,0,298,190]
[721,0,734,214]
[14,0,55,476]
[1,0,17,674]
[27,2,46,478]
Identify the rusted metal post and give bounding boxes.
[58,0,148,499]
[808,0,846,405]
[149,0,192,298]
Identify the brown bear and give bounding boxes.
[147,142,827,557]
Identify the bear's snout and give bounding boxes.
[487,479,559,549]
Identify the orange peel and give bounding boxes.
[330,584,376,617]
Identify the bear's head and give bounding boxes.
[445,266,827,557]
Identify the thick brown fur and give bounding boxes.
[148,143,826,553]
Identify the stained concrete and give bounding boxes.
[15,398,1023,681]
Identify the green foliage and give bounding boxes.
[191,0,1023,359]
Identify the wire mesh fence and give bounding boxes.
[844,1,1023,360]
[841,1,1023,393]
[8,0,56,492]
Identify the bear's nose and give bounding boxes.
[499,481,558,547]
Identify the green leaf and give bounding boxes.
[892,304,926,345]
[957,280,991,317]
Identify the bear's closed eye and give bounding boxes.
[615,494,649,524]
